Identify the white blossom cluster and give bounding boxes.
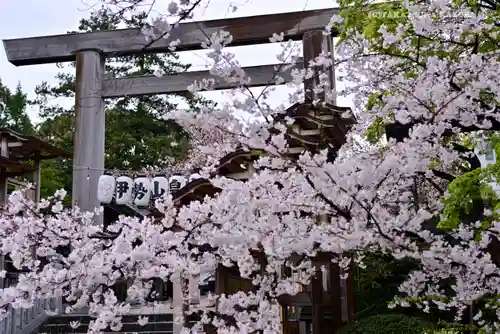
[0,0,499,333]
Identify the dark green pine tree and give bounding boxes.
[34,7,213,199]
[0,80,34,135]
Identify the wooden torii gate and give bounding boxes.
[3,7,339,220]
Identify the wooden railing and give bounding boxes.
[0,297,62,334]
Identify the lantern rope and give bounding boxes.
[72,165,197,178]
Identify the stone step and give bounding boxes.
[38,332,173,334]
[36,313,174,334]
[43,313,173,324]
[40,322,172,332]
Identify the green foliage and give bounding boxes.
[363,92,394,143]
[437,134,500,231]
[36,115,73,199]
[365,116,385,144]
[336,313,435,334]
[355,252,418,318]
[430,321,480,333]
[337,0,408,43]
[0,80,34,135]
[438,169,498,229]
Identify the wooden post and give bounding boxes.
[0,135,7,289]
[0,135,9,205]
[302,30,337,104]
[33,157,41,202]
[172,271,183,334]
[311,268,322,334]
[73,49,105,225]
[215,265,227,295]
[346,264,356,323]
[189,274,200,305]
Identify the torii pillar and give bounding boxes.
[73,49,105,225]
[302,29,355,333]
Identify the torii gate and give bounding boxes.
[3,8,337,220]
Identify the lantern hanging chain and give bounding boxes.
[71,165,190,178]
[72,166,140,177]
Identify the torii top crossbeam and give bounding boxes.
[3,8,338,66]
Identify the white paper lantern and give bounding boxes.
[133,177,151,206]
[189,173,203,182]
[97,175,116,204]
[168,175,187,195]
[151,176,168,200]
[115,176,134,205]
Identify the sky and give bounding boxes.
[0,0,350,123]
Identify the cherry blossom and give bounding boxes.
[0,0,499,333]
